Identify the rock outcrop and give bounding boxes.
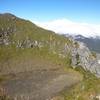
[71,41,100,77]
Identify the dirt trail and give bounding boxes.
[1,70,82,100]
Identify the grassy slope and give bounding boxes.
[0,14,100,100]
[57,67,100,100]
[0,14,73,74]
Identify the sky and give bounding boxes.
[0,0,100,37]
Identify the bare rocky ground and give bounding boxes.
[0,70,82,100]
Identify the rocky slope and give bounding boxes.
[71,41,100,77]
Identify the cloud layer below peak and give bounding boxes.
[33,19,100,37]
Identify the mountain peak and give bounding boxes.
[0,13,16,17]
[0,13,17,21]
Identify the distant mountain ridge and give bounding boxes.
[63,34,100,53]
[72,34,100,53]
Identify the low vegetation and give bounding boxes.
[61,67,100,100]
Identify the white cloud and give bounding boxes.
[33,19,100,37]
